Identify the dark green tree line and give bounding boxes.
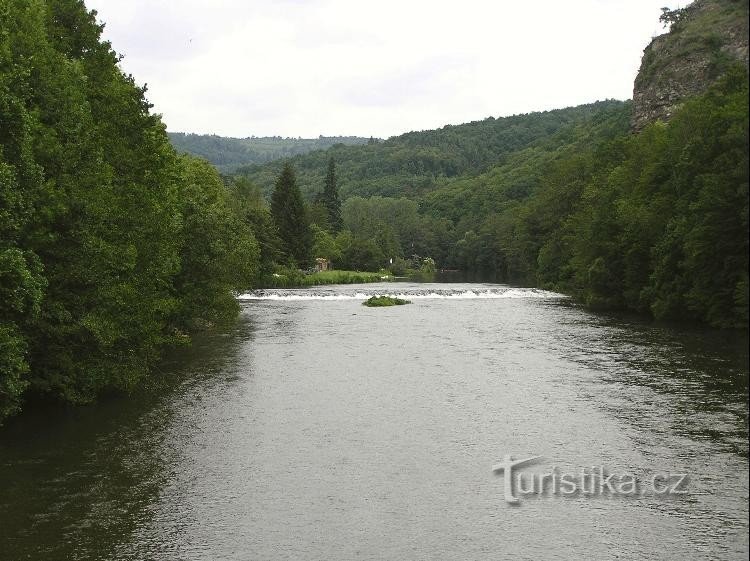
[0,0,260,423]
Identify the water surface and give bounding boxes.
[1,282,747,560]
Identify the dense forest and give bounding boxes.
[237,101,626,200]
[1,0,747,424]
[168,133,374,173]
[237,72,748,329]
[0,0,264,422]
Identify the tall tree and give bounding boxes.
[172,155,260,330]
[228,176,284,280]
[0,0,263,423]
[270,163,312,267]
[322,157,342,232]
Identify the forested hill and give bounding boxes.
[236,100,626,199]
[168,133,373,173]
[229,0,747,330]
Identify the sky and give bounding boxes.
[86,0,688,139]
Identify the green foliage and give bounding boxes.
[1,0,744,428]
[0,0,261,423]
[659,7,686,29]
[172,155,259,330]
[644,67,749,326]
[306,200,331,230]
[521,67,749,327]
[340,238,385,272]
[387,257,410,276]
[168,133,372,173]
[227,175,284,280]
[0,9,48,416]
[305,270,387,285]
[362,296,410,307]
[0,248,44,418]
[341,195,448,262]
[259,268,385,288]
[321,157,342,231]
[311,224,342,263]
[237,101,627,200]
[420,257,436,273]
[17,0,185,404]
[270,164,313,268]
[637,0,748,88]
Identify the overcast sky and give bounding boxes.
[86,0,688,139]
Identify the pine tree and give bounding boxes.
[271,163,313,267]
[322,157,342,232]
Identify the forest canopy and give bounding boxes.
[0,0,260,422]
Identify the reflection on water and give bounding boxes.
[0,317,255,560]
[0,283,747,560]
[546,300,748,457]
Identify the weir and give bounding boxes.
[238,283,566,301]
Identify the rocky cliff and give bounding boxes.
[632,0,748,131]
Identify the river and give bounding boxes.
[1,282,748,560]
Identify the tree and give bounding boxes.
[659,7,686,29]
[341,239,385,272]
[270,163,312,267]
[172,156,259,330]
[228,176,284,280]
[311,224,342,264]
[322,157,342,232]
[0,0,264,423]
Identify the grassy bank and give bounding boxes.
[260,269,392,288]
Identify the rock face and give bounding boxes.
[632,0,749,131]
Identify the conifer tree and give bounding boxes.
[322,157,342,232]
[271,163,312,267]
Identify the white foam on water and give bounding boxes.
[237,288,565,301]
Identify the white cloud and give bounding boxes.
[86,0,682,138]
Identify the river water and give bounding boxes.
[1,282,747,560]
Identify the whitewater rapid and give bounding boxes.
[237,284,566,301]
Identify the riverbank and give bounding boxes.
[259,269,392,288]
[4,282,746,560]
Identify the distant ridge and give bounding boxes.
[234,100,627,200]
[168,133,375,173]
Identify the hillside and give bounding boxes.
[168,133,373,173]
[229,0,747,328]
[632,0,749,130]
[235,100,626,200]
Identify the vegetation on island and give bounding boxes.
[362,296,411,307]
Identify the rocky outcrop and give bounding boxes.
[632,0,749,131]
